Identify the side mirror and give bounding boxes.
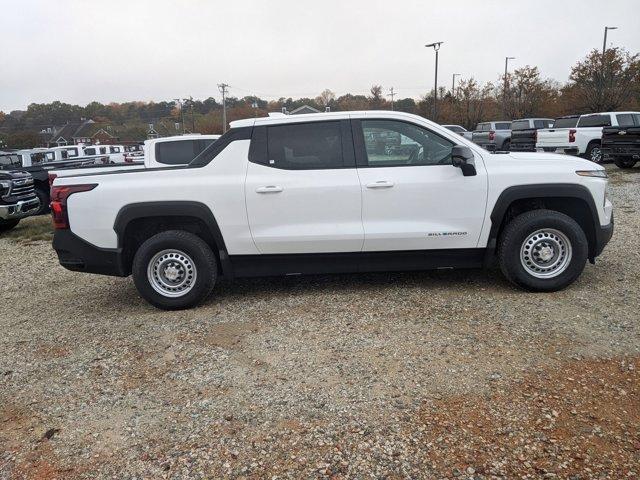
[451,145,477,177]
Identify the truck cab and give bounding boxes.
[472,121,512,151]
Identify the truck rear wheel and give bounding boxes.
[613,158,637,169]
[584,142,603,163]
[0,219,19,232]
[498,209,588,292]
[132,230,217,310]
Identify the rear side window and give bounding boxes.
[553,117,579,128]
[266,122,343,170]
[578,115,611,127]
[495,122,511,130]
[616,114,640,127]
[511,120,529,130]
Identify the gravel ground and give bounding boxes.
[1,164,639,479]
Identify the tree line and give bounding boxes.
[1,48,638,149]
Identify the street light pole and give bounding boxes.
[173,98,185,134]
[425,42,443,122]
[602,26,618,59]
[452,73,461,96]
[503,57,515,118]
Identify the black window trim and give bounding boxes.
[248,119,355,170]
[352,118,458,168]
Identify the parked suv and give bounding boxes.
[471,121,512,151]
[0,169,39,232]
[51,111,613,310]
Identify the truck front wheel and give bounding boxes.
[132,230,217,310]
[0,219,19,232]
[498,209,588,292]
[614,158,637,169]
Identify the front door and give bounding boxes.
[353,118,488,252]
[245,120,363,254]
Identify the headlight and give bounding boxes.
[576,170,608,178]
[0,180,10,195]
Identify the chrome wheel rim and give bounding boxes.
[590,147,602,163]
[147,249,197,297]
[520,229,572,279]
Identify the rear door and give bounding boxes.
[353,118,488,252]
[245,120,363,254]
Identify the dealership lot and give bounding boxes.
[1,164,639,478]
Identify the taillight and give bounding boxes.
[489,130,495,141]
[50,184,97,229]
[569,129,577,143]
[48,173,58,185]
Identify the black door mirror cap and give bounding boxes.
[451,145,477,176]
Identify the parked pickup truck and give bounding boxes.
[443,125,473,141]
[53,134,221,180]
[51,110,614,310]
[0,170,39,232]
[509,118,554,152]
[601,113,640,169]
[471,121,512,151]
[0,149,99,214]
[537,112,640,163]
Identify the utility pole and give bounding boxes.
[184,96,195,133]
[425,42,443,122]
[173,98,185,134]
[387,87,396,110]
[503,57,515,118]
[452,73,461,96]
[217,83,229,133]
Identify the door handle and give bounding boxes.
[365,181,394,189]
[256,185,283,193]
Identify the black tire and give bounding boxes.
[584,142,603,164]
[132,230,217,310]
[0,219,19,232]
[34,187,50,215]
[502,140,510,151]
[498,209,588,292]
[613,158,637,169]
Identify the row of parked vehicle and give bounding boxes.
[444,110,640,168]
[0,135,219,232]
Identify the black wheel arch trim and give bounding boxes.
[484,183,605,267]
[113,201,233,276]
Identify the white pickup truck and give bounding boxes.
[537,112,640,163]
[51,110,614,310]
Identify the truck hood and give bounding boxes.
[491,151,603,171]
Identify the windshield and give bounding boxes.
[495,122,511,130]
[553,117,579,128]
[616,113,640,127]
[0,154,22,167]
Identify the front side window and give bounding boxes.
[266,122,343,170]
[99,147,106,154]
[361,120,455,167]
[578,115,611,127]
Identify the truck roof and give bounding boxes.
[229,110,434,129]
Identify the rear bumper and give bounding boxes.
[0,197,40,220]
[509,143,536,152]
[53,229,128,277]
[537,146,580,155]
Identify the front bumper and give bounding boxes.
[592,214,614,261]
[53,230,128,277]
[601,147,640,160]
[0,197,40,220]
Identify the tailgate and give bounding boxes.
[536,128,569,147]
[472,132,490,144]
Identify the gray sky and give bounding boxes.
[2,0,639,112]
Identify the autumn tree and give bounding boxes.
[564,47,640,112]
[503,66,561,119]
[316,89,336,108]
